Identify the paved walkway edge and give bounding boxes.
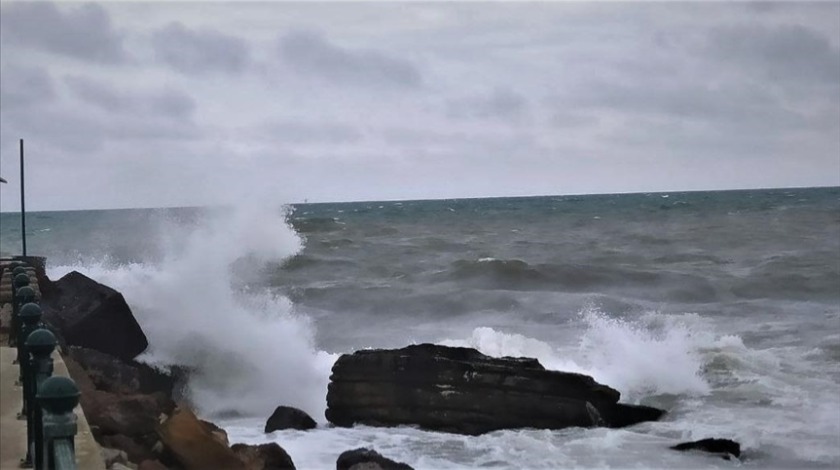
[1,346,106,470]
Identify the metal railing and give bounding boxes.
[9,261,79,470]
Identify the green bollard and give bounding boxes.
[14,287,37,368]
[17,303,43,421]
[38,376,80,470]
[10,271,30,347]
[26,329,56,470]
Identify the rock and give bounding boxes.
[157,407,245,470]
[336,448,413,470]
[671,438,741,459]
[200,418,230,447]
[82,390,166,437]
[600,403,666,428]
[68,346,176,397]
[265,406,317,432]
[101,434,157,464]
[326,344,663,435]
[108,463,135,470]
[231,442,296,470]
[41,271,148,360]
[138,460,168,470]
[101,447,129,468]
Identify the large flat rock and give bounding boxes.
[326,344,663,435]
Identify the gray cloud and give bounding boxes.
[264,121,362,145]
[0,2,126,63]
[0,65,55,109]
[278,30,422,88]
[568,78,811,131]
[152,22,250,75]
[708,23,840,85]
[447,88,528,120]
[64,76,195,119]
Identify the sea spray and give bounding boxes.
[443,309,712,401]
[50,204,336,420]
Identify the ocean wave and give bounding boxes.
[49,203,334,420]
[440,258,721,303]
[290,216,345,233]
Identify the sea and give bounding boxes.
[1,187,839,469]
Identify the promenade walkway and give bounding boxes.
[0,346,105,469]
[1,259,105,469]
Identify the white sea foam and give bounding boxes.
[443,309,712,402]
[49,203,335,420]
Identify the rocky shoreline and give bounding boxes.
[4,263,741,469]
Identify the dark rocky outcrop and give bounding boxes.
[232,443,296,470]
[336,448,413,470]
[265,405,317,432]
[326,344,664,435]
[40,271,148,360]
[671,438,741,460]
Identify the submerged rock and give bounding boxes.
[41,271,148,360]
[337,448,413,470]
[325,343,664,435]
[265,405,317,432]
[671,438,741,459]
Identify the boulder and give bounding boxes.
[101,447,129,468]
[326,344,663,435]
[600,403,666,428]
[231,443,296,470]
[68,346,176,397]
[200,418,230,447]
[671,438,741,460]
[138,460,168,470]
[265,406,317,432]
[100,434,158,464]
[336,448,413,470]
[157,407,245,470]
[40,271,147,360]
[81,390,166,437]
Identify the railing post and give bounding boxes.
[8,263,27,347]
[38,376,80,470]
[11,271,31,352]
[26,328,56,470]
[15,286,37,378]
[17,303,43,468]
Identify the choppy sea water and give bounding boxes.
[1,187,838,469]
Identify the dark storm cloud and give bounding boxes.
[0,65,55,109]
[0,2,126,63]
[278,30,422,88]
[447,88,528,120]
[708,23,840,84]
[152,22,250,75]
[64,76,196,119]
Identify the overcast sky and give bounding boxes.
[1,1,838,211]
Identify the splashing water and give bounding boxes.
[444,309,712,402]
[50,204,336,420]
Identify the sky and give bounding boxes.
[0,1,838,211]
